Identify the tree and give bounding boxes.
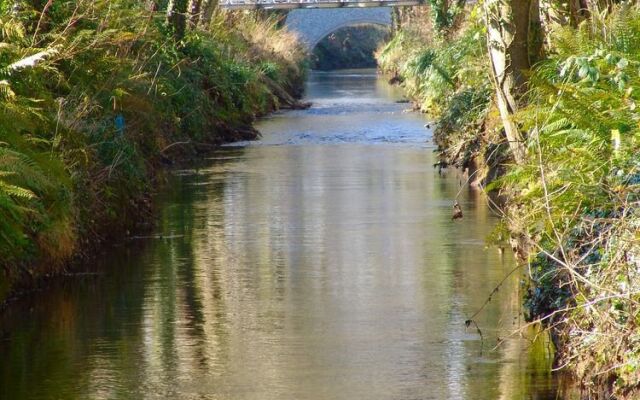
[540,0,570,30]
[188,0,202,29]
[391,8,401,33]
[145,0,159,12]
[569,0,590,25]
[199,0,218,27]
[167,0,188,39]
[483,0,542,164]
[540,0,589,31]
[428,0,467,34]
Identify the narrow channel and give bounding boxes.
[0,70,559,399]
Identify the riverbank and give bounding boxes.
[0,69,559,400]
[377,9,506,186]
[378,5,640,398]
[0,5,306,308]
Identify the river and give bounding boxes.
[0,70,560,399]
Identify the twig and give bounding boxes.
[160,141,192,153]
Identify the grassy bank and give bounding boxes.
[377,8,505,185]
[378,5,640,398]
[0,2,306,305]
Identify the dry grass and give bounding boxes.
[224,12,307,76]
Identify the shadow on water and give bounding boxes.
[311,25,390,71]
[0,70,564,400]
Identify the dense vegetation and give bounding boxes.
[5,0,640,397]
[0,1,305,302]
[312,25,390,70]
[379,3,640,398]
[378,8,497,180]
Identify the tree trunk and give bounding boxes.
[449,0,468,34]
[529,0,544,61]
[167,0,188,39]
[145,0,158,12]
[188,0,202,29]
[540,0,570,29]
[484,0,541,164]
[391,8,401,34]
[199,0,218,27]
[569,0,589,26]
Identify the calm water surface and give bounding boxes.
[0,70,560,399]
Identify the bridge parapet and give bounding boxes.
[221,0,422,10]
[284,8,391,49]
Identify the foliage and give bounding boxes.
[382,3,640,396]
[312,25,390,70]
[0,16,73,267]
[379,7,488,115]
[0,2,305,278]
[377,6,498,173]
[426,0,466,33]
[498,5,640,397]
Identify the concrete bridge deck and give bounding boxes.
[221,0,423,10]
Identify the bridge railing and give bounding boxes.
[220,0,423,10]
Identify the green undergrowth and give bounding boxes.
[380,4,640,397]
[376,7,506,182]
[500,7,640,398]
[0,2,306,300]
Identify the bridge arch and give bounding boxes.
[285,8,391,50]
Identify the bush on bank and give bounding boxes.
[505,7,640,397]
[312,25,390,70]
[376,8,504,183]
[0,1,306,301]
[378,4,640,398]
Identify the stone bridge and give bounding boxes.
[220,0,425,50]
[221,0,422,9]
[285,8,391,49]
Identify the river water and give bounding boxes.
[0,70,560,399]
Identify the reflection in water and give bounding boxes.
[0,70,560,400]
